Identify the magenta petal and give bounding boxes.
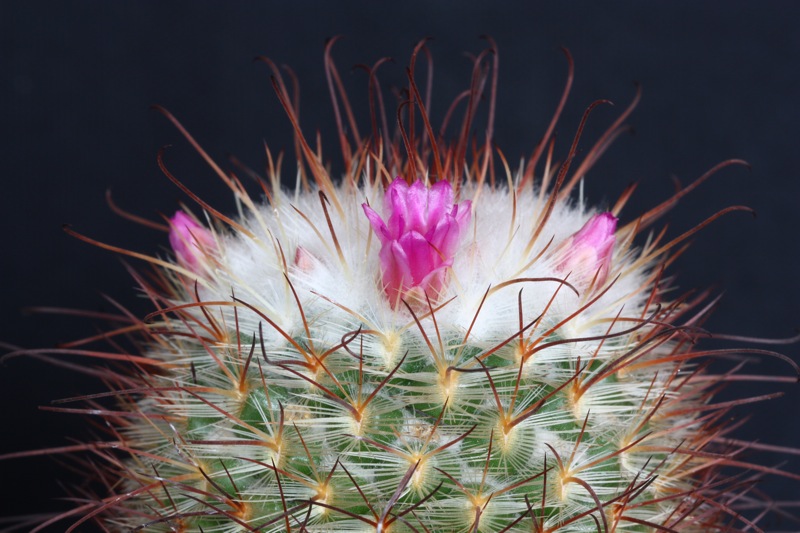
[362,204,391,243]
[387,184,409,238]
[399,231,436,285]
[451,200,472,233]
[426,180,454,224]
[381,241,413,298]
[385,179,409,218]
[427,216,457,257]
[383,178,408,222]
[418,262,451,297]
[387,210,406,240]
[405,180,429,232]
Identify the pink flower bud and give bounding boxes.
[169,211,216,271]
[294,245,316,272]
[363,178,471,306]
[557,212,617,288]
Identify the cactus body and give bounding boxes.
[9,44,796,532]
[140,185,671,532]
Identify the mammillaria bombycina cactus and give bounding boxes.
[4,40,799,532]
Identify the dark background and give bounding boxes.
[2,2,800,530]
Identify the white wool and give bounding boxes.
[200,183,650,357]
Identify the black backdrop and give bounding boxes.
[3,2,800,530]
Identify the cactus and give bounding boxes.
[5,42,798,532]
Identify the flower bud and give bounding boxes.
[557,212,617,288]
[169,211,216,271]
[363,178,471,305]
[294,245,316,272]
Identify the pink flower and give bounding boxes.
[363,178,472,305]
[557,212,617,288]
[169,211,216,271]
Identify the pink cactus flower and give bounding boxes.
[169,211,216,271]
[363,178,472,305]
[557,212,617,288]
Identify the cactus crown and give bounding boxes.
[8,40,798,532]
